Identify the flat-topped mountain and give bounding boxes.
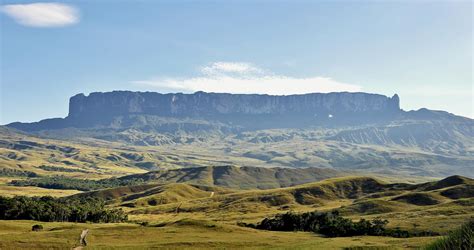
[8,91,467,132]
[67,91,401,118]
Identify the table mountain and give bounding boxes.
[8,91,406,131]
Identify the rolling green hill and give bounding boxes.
[72,175,472,217]
[65,175,474,235]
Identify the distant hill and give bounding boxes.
[116,165,342,190]
[74,175,474,218]
[328,120,473,155]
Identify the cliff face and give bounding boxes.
[68,91,401,119]
[8,91,407,131]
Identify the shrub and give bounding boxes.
[32,224,43,231]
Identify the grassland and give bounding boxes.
[0,220,438,249]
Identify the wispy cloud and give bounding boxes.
[1,2,79,27]
[132,62,362,94]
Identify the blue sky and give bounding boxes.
[1,0,472,124]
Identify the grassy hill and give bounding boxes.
[117,165,342,190]
[67,175,473,232]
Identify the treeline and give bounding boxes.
[0,196,127,223]
[244,211,437,238]
[10,176,144,191]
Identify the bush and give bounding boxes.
[32,224,43,231]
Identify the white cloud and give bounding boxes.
[201,62,264,75]
[1,2,79,27]
[132,62,362,95]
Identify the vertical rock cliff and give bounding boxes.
[9,91,407,131]
[68,91,401,119]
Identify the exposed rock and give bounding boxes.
[68,91,401,118]
[6,91,472,138]
[8,91,403,131]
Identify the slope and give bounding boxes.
[117,165,342,190]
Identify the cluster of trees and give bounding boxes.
[10,176,144,191]
[0,196,127,223]
[245,211,438,238]
[251,211,389,237]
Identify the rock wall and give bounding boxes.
[8,91,406,131]
[68,91,401,119]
